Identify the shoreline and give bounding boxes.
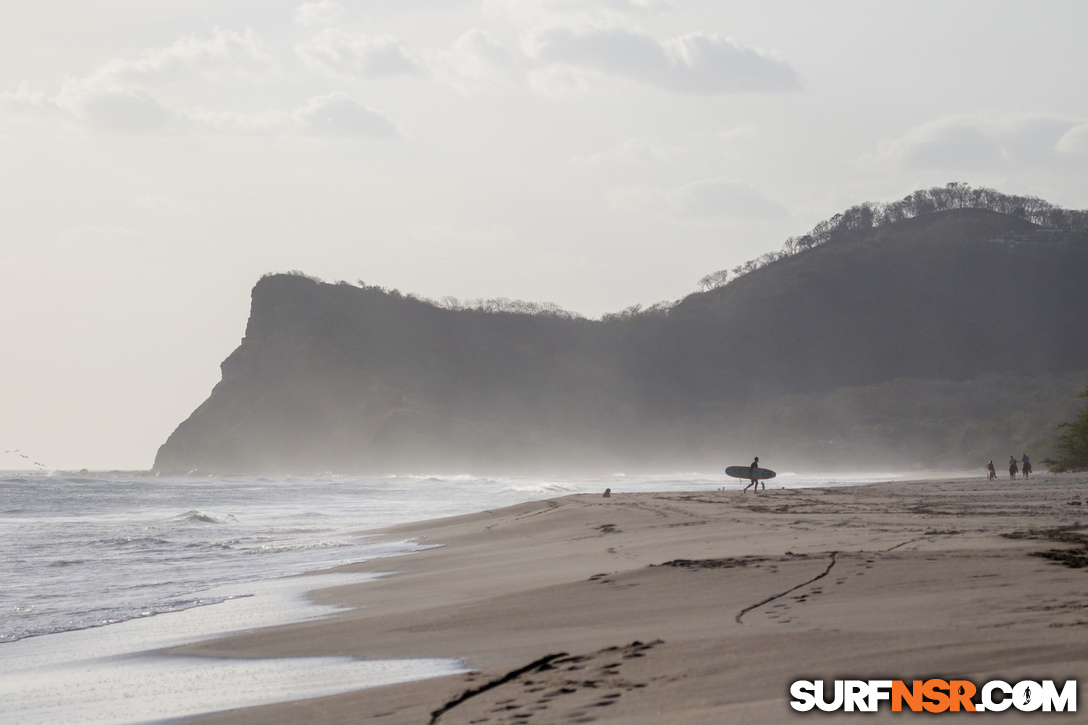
[0,571,469,725]
[178,473,1088,723]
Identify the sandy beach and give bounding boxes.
[178,474,1088,723]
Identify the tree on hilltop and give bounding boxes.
[697,182,1088,292]
[1043,387,1088,472]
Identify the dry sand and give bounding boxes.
[179,474,1088,723]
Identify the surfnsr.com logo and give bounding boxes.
[790,679,1076,713]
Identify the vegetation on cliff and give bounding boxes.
[699,181,1088,291]
[1044,387,1088,472]
[154,186,1088,474]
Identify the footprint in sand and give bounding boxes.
[429,642,659,724]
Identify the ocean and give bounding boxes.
[0,469,904,724]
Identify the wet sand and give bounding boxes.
[179,474,1088,723]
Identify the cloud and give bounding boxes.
[0,82,60,117]
[1,27,396,139]
[1002,114,1088,163]
[569,138,674,167]
[483,0,673,24]
[889,118,1005,170]
[296,28,422,79]
[186,92,398,138]
[610,178,788,220]
[1057,123,1088,154]
[3,28,277,133]
[718,124,757,142]
[298,27,516,92]
[524,26,802,94]
[424,29,521,93]
[863,113,1088,171]
[80,27,275,89]
[293,23,800,97]
[1,82,181,134]
[2,81,396,139]
[293,1,346,28]
[72,89,180,134]
[289,92,398,137]
[292,21,799,98]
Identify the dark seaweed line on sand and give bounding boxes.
[735,552,838,624]
[429,652,569,725]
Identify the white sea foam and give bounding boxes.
[6,655,464,725]
[0,571,467,725]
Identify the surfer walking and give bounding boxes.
[743,456,764,492]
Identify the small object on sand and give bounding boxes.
[603,488,611,498]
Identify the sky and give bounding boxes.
[2,0,1087,470]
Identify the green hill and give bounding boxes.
[154,195,1088,474]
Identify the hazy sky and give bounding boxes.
[2,0,1087,470]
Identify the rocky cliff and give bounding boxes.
[154,207,1088,474]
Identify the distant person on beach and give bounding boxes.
[987,460,996,480]
[743,457,764,492]
[1009,456,1019,479]
[1022,454,1032,479]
